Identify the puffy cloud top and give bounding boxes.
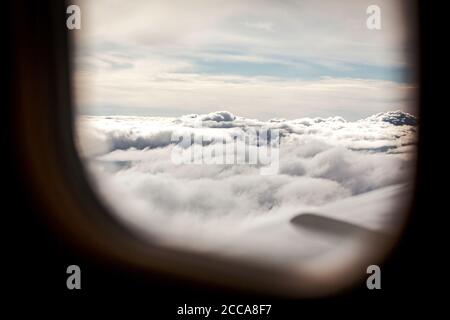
[363,110,417,126]
[76,110,417,265]
[78,110,417,156]
[200,111,237,122]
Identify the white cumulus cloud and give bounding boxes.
[76,110,417,266]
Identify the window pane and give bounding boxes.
[73,0,418,287]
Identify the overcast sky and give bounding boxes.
[74,0,417,120]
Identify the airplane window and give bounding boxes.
[72,0,418,293]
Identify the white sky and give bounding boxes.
[73,0,417,120]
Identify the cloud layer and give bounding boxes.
[77,111,417,264]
